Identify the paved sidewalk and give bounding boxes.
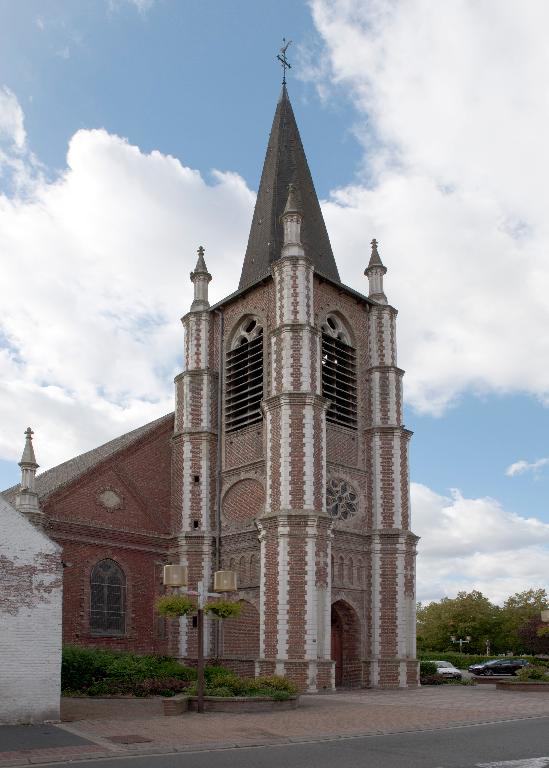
[1,686,549,767]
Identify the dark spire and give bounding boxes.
[239,86,340,290]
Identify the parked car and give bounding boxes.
[468,659,530,676]
[433,661,462,679]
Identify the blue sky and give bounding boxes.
[1,0,548,603]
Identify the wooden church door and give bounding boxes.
[331,613,343,686]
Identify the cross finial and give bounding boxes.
[197,245,204,258]
[277,38,292,85]
[371,238,378,254]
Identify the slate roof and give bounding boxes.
[239,84,340,290]
[2,412,174,505]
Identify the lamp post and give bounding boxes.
[162,565,237,713]
[450,635,471,653]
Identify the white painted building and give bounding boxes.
[0,491,63,724]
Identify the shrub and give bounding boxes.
[270,689,291,701]
[205,686,234,697]
[62,646,120,692]
[203,666,237,686]
[419,661,445,685]
[516,666,549,682]
[421,674,445,686]
[419,661,438,677]
[189,670,297,698]
[253,675,298,695]
[61,646,195,694]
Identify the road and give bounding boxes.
[42,716,549,768]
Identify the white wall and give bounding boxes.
[0,496,62,724]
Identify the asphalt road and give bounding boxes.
[42,716,549,768]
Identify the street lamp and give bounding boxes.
[162,565,237,713]
[450,635,471,653]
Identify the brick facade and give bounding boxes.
[42,418,173,655]
[3,86,418,693]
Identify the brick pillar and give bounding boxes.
[258,192,334,692]
[171,249,217,662]
[366,301,419,688]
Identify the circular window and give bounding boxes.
[326,478,358,520]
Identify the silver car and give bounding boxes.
[433,660,462,679]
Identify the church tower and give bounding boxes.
[172,84,419,690]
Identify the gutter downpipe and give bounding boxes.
[214,308,224,659]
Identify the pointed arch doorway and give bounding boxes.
[331,600,361,687]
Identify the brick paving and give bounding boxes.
[1,687,549,767]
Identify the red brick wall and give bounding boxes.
[225,425,264,470]
[59,540,169,654]
[43,419,174,654]
[222,479,264,522]
[45,419,173,535]
[221,600,260,658]
[327,425,358,466]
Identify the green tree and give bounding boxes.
[516,616,549,655]
[417,590,502,654]
[500,588,549,652]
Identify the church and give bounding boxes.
[3,82,419,692]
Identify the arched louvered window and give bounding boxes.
[321,314,357,429]
[90,559,126,636]
[226,316,264,432]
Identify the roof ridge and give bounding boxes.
[2,412,174,503]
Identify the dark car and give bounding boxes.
[468,658,530,676]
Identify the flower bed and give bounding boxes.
[61,648,298,712]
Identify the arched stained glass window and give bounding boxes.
[90,559,126,636]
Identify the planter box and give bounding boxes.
[473,676,510,684]
[162,695,189,716]
[187,695,299,713]
[61,696,164,721]
[496,681,549,692]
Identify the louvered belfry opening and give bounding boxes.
[321,314,357,429]
[226,317,264,433]
[90,559,126,635]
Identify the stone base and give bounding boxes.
[362,658,420,688]
[162,696,189,716]
[256,659,335,693]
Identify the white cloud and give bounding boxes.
[412,482,549,604]
[0,87,26,149]
[0,95,254,471]
[506,458,549,477]
[310,0,549,414]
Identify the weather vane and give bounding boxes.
[277,38,292,85]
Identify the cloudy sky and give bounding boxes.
[1,0,548,605]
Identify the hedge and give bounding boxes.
[420,652,549,669]
[62,646,195,696]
